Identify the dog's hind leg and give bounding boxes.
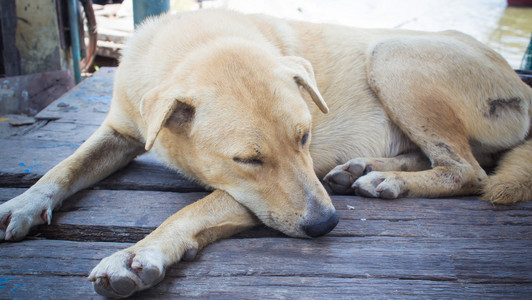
[355,33,532,200]
[346,100,487,198]
[0,123,145,241]
[89,190,259,298]
[345,36,496,199]
[323,152,431,194]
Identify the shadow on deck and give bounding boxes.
[0,68,531,298]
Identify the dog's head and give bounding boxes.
[140,39,338,238]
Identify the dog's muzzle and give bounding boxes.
[302,210,339,237]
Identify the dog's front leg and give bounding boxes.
[0,124,145,241]
[88,190,258,298]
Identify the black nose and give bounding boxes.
[302,211,339,238]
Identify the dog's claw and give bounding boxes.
[6,230,14,241]
[41,208,52,225]
[2,212,32,241]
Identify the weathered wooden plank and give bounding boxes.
[0,276,99,299]
[0,239,531,298]
[1,275,530,299]
[17,119,100,144]
[181,237,532,283]
[35,67,115,124]
[0,139,78,185]
[96,155,206,192]
[134,276,532,299]
[0,139,205,191]
[1,189,530,241]
[0,237,527,280]
[0,274,530,299]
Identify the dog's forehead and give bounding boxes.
[193,94,311,154]
[181,39,277,81]
[190,66,310,124]
[197,101,310,136]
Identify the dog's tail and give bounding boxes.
[482,138,532,204]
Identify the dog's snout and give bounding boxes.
[302,210,339,238]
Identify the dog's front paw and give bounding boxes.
[323,158,371,194]
[88,248,166,298]
[0,192,53,241]
[352,172,404,199]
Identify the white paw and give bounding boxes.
[352,172,403,199]
[88,248,166,298]
[0,190,53,241]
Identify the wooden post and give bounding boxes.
[0,0,22,76]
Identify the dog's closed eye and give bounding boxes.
[233,157,264,166]
[301,132,309,146]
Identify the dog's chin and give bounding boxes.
[274,226,309,238]
[260,218,309,238]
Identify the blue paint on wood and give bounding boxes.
[133,0,170,27]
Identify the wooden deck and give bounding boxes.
[1,68,531,298]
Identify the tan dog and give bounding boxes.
[1,10,531,297]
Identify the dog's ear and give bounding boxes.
[281,56,329,114]
[140,85,195,151]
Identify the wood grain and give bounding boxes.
[1,239,531,298]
